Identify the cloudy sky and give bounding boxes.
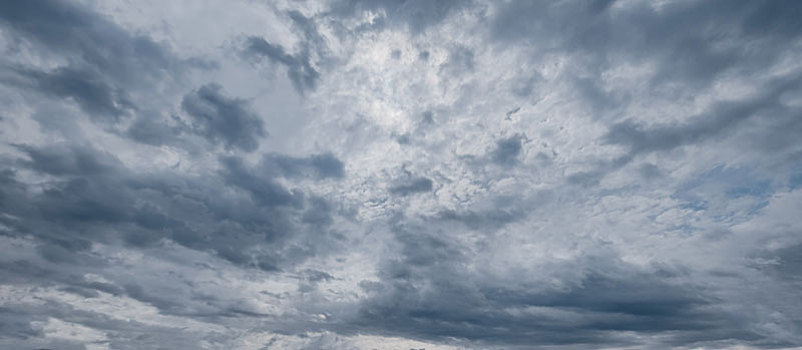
[1,0,801,349]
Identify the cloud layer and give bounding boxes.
[1,0,802,349]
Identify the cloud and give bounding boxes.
[244,36,321,94]
[489,134,524,166]
[390,177,433,196]
[0,0,175,86]
[0,0,216,150]
[261,153,345,179]
[4,143,344,273]
[490,1,800,88]
[347,216,745,347]
[1,0,802,348]
[604,74,802,157]
[13,143,122,176]
[181,83,267,152]
[5,66,132,121]
[328,0,469,34]
[218,156,301,208]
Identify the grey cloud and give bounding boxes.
[436,208,522,232]
[767,243,802,284]
[5,66,132,121]
[390,177,433,196]
[304,269,335,283]
[490,134,524,166]
[288,10,329,57]
[244,36,321,94]
[638,163,663,179]
[261,153,345,179]
[0,0,216,152]
[566,169,606,187]
[0,142,349,348]
[0,297,227,349]
[2,0,802,348]
[561,74,802,187]
[490,0,802,99]
[0,309,52,345]
[240,10,330,95]
[0,0,174,86]
[219,156,301,208]
[348,218,745,347]
[220,152,345,206]
[509,73,543,98]
[181,83,267,152]
[124,113,185,146]
[440,46,475,77]
[504,106,520,119]
[4,144,342,274]
[13,143,122,177]
[604,75,801,156]
[326,187,792,346]
[329,0,468,34]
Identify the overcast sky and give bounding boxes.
[1,0,802,349]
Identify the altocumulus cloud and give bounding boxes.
[1,0,802,349]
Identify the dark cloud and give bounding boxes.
[436,208,522,232]
[767,243,802,284]
[0,0,212,152]
[347,218,748,347]
[0,142,347,347]
[638,163,663,179]
[556,73,802,187]
[0,0,244,171]
[220,152,344,207]
[604,75,801,156]
[5,66,132,121]
[490,134,524,166]
[390,177,433,196]
[504,106,520,120]
[0,0,174,86]
[304,269,335,283]
[219,156,301,208]
[288,10,329,56]
[13,143,122,177]
[3,144,343,275]
[244,37,321,94]
[124,113,185,146]
[261,153,345,179]
[490,0,802,104]
[566,169,606,187]
[181,83,267,152]
[0,297,225,349]
[240,10,329,95]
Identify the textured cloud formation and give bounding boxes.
[1,1,802,349]
[181,83,267,152]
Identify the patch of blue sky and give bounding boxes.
[676,165,774,199]
[725,180,772,199]
[790,172,802,189]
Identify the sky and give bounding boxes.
[1,0,801,349]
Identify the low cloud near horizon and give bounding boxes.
[1,1,802,349]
